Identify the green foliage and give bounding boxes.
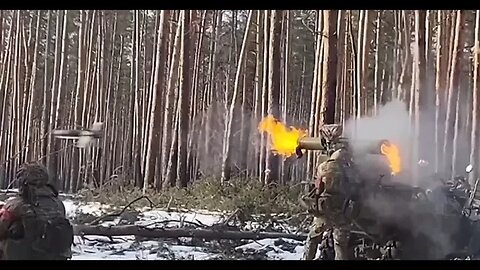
[78,176,304,216]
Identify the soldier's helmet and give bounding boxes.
[15,163,49,189]
[319,124,343,143]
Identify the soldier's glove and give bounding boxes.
[300,195,320,215]
[295,146,304,159]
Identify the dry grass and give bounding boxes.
[78,176,305,217]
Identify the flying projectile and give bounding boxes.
[52,122,104,148]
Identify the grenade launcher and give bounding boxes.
[295,137,390,158]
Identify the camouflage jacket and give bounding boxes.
[0,186,72,260]
[301,149,357,217]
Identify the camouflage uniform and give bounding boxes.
[303,149,354,260]
[0,164,73,260]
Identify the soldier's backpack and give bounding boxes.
[22,205,74,255]
[35,216,74,254]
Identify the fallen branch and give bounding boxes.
[220,208,240,226]
[89,196,156,225]
[142,219,208,228]
[73,225,308,241]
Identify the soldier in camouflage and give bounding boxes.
[301,125,356,260]
[0,163,73,260]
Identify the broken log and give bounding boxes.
[73,225,308,241]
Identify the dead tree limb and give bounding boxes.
[73,225,308,241]
[89,196,156,225]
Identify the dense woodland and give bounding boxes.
[0,10,479,193]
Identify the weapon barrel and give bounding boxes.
[297,137,391,154]
[297,137,325,151]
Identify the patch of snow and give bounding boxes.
[64,200,112,219]
[64,199,306,260]
[72,235,221,260]
[0,189,19,193]
[235,238,304,260]
[168,245,219,260]
[71,235,305,260]
[63,199,77,219]
[77,202,112,216]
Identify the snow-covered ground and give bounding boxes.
[64,199,305,260]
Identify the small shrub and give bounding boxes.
[78,176,304,217]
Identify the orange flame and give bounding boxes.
[380,142,402,175]
[258,115,307,158]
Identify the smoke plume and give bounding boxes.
[343,99,465,259]
[344,100,416,183]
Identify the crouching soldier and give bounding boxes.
[0,163,73,260]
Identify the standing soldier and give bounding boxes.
[0,163,73,260]
[301,125,357,260]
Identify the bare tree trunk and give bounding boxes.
[398,11,412,103]
[40,11,52,162]
[100,11,118,185]
[80,11,97,188]
[452,86,462,178]
[142,11,159,179]
[25,11,41,162]
[335,11,345,123]
[355,10,365,119]
[443,10,465,178]
[252,11,263,179]
[413,10,426,181]
[434,10,444,173]
[166,107,179,187]
[161,12,182,188]
[203,11,221,176]
[469,10,480,184]
[52,10,68,188]
[373,11,382,115]
[259,10,270,183]
[133,10,143,188]
[347,12,358,126]
[220,10,254,183]
[307,11,322,180]
[319,10,338,125]
[340,11,350,124]
[0,19,13,188]
[143,10,168,193]
[187,11,206,183]
[264,10,282,184]
[71,11,87,193]
[176,10,191,188]
[0,10,3,63]
[46,10,65,184]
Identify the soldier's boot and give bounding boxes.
[333,228,352,260]
[303,222,324,260]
